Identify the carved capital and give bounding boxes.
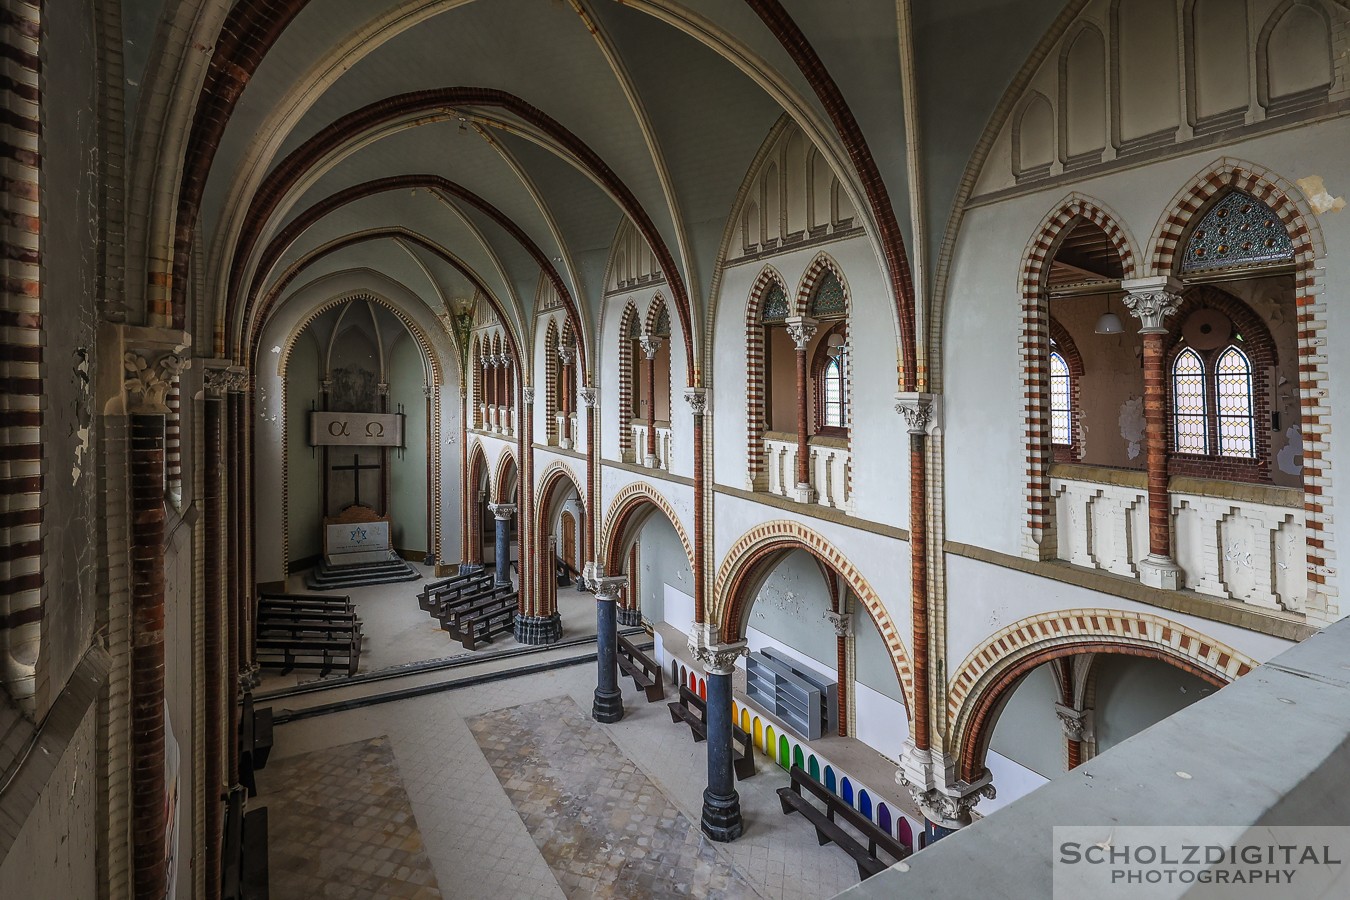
[1121,276,1184,335]
[1055,703,1087,741]
[823,610,852,637]
[377,382,391,397]
[224,367,249,393]
[638,335,663,360]
[522,385,536,404]
[320,377,333,394]
[488,502,517,521]
[202,367,232,399]
[578,386,597,408]
[896,743,995,828]
[894,392,940,435]
[422,383,433,398]
[123,352,188,414]
[784,315,818,351]
[688,621,746,675]
[683,387,709,416]
[590,574,628,603]
[557,343,575,366]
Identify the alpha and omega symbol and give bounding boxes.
[366,421,385,438]
[328,420,351,437]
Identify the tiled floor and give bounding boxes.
[259,662,861,900]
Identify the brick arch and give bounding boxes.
[644,293,670,336]
[1046,316,1084,463]
[745,265,790,490]
[492,447,518,504]
[793,252,851,318]
[714,520,914,714]
[532,460,586,618]
[1020,193,1142,559]
[600,481,694,577]
[617,301,640,461]
[465,440,491,564]
[947,609,1256,782]
[1148,158,1331,617]
[543,318,560,446]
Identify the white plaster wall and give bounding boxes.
[944,117,1350,585]
[854,682,910,764]
[598,465,695,553]
[710,236,911,530]
[980,751,1051,817]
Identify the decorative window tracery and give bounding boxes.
[1181,192,1293,273]
[808,270,846,317]
[1215,346,1255,459]
[1049,349,1071,446]
[762,282,788,321]
[1172,348,1209,454]
[654,305,671,337]
[822,358,845,428]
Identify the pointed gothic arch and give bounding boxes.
[745,265,791,490]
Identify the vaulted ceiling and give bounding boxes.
[124,0,1064,381]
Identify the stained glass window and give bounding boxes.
[1215,346,1255,458]
[654,305,671,337]
[1172,348,1208,454]
[626,313,641,338]
[822,357,845,427]
[808,270,846,317]
[761,281,788,321]
[1049,350,1071,445]
[1181,191,1293,273]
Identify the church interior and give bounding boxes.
[4,0,1350,897]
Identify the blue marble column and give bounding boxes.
[488,502,516,585]
[591,575,627,723]
[695,636,746,842]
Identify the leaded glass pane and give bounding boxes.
[626,314,641,338]
[654,305,671,337]
[1172,348,1208,454]
[1049,351,1071,445]
[1216,346,1255,458]
[808,271,846,317]
[823,358,844,427]
[762,282,788,320]
[1181,192,1294,273]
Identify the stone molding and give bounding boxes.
[684,387,709,416]
[1121,276,1184,335]
[894,392,941,435]
[123,351,189,415]
[784,315,818,350]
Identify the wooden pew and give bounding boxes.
[458,596,518,650]
[777,765,910,880]
[258,591,352,614]
[238,693,274,798]
[439,584,515,636]
[256,630,360,677]
[667,685,755,778]
[427,576,495,621]
[222,786,270,900]
[418,571,491,613]
[617,632,665,702]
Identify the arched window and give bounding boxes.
[1215,345,1255,458]
[1171,348,1208,454]
[811,323,848,435]
[822,357,845,428]
[1049,347,1071,446]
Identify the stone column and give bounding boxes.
[424,384,436,566]
[201,367,229,900]
[1056,703,1089,770]
[685,388,709,621]
[558,343,575,449]
[488,502,516,585]
[898,757,995,843]
[825,610,852,737]
[618,542,642,627]
[590,573,628,723]
[784,316,818,503]
[691,623,747,842]
[1123,276,1185,590]
[639,335,663,467]
[123,349,186,900]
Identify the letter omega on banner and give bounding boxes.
[310,411,404,448]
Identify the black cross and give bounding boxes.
[332,453,381,508]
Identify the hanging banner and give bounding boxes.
[310,411,404,447]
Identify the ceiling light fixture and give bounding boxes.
[1094,294,1124,335]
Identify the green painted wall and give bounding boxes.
[854,608,905,703]
[746,549,834,669]
[637,512,690,623]
[1095,656,1211,752]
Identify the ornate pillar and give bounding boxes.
[784,315,817,503]
[1056,703,1089,770]
[618,542,642,627]
[200,367,229,900]
[824,610,852,737]
[223,367,248,783]
[590,572,628,723]
[123,349,186,900]
[558,343,575,449]
[691,623,747,842]
[639,335,663,467]
[1123,276,1185,590]
[488,502,516,585]
[685,388,709,621]
[424,384,436,566]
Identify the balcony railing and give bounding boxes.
[1051,463,1305,614]
[764,431,851,511]
[631,422,673,471]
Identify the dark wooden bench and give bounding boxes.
[222,786,270,900]
[429,577,497,621]
[419,572,491,612]
[556,556,572,587]
[777,765,910,880]
[238,693,274,798]
[258,591,352,613]
[458,596,518,650]
[617,632,665,702]
[256,618,361,641]
[256,631,360,677]
[439,585,515,635]
[667,685,755,779]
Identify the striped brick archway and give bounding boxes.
[947,609,1256,782]
[531,460,585,619]
[600,481,694,577]
[492,448,518,505]
[1146,158,1333,622]
[1019,193,1141,560]
[744,265,790,490]
[464,441,490,564]
[714,520,914,714]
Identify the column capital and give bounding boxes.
[896,742,996,829]
[894,392,941,435]
[688,621,746,675]
[823,610,852,637]
[202,366,232,399]
[487,502,517,520]
[422,383,433,398]
[784,315,818,350]
[557,343,576,366]
[684,387,709,416]
[639,335,664,360]
[1054,703,1089,741]
[223,366,249,393]
[522,385,535,404]
[123,351,189,414]
[579,385,598,408]
[590,575,628,603]
[377,382,391,397]
[1121,275,1184,334]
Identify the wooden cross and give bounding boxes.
[331,453,381,507]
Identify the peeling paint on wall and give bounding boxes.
[1119,396,1146,460]
[72,426,90,485]
[1277,426,1303,475]
[1296,175,1346,214]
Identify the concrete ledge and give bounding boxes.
[835,618,1350,899]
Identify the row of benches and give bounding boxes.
[417,570,518,650]
[255,591,362,677]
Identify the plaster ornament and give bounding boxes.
[579,386,598,407]
[639,335,663,360]
[1123,289,1181,334]
[123,352,187,414]
[784,315,818,350]
[684,387,709,416]
[522,386,535,404]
